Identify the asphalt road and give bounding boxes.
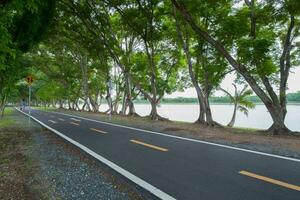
[18,108,300,200]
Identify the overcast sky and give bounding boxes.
[167,67,300,98]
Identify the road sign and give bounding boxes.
[25,75,34,115]
[26,75,34,85]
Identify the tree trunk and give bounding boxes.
[68,100,72,110]
[203,95,214,125]
[74,100,80,110]
[121,91,127,115]
[81,101,86,111]
[113,91,120,114]
[150,100,158,120]
[0,95,6,119]
[144,39,159,120]
[106,85,113,115]
[0,105,5,119]
[228,102,237,127]
[173,6,206,124]
[80,56,92,112]
[196,99,205,123]
[125,75,137,116]
[267,105,289,135]
[89,96,98,112]
[59,100,63,109]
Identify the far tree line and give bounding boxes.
[158,92,300,104]
[0,0,299,135]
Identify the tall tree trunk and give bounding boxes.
[80,56,92,112]
[196,99,205,123]
[267,105,289,134]
[68,100,72,110]
[121,91,127,115]
[125,74,136,116]
[51,99,56,108]
[150,100,158,120]
[173,5,206,124]
[74,100,80,110]
[106,78,113,115]
[59,100,63,109]
[89,96,98,112]
[203,95,213,125]
[228,102,237,127]
[144,39,159,120]
[0,94,6,119]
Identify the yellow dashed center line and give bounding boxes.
[58,118,65,121]
[239,170,300,192]
[70,122,80,126]
[130,139,168,152]
[90,128,107,134]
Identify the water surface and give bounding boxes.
[99,104,300,131]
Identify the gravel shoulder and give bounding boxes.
[47,108,300,159]
[0,108,154,200]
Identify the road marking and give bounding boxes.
[46,110,300,163]
[239,170,300,192]
[90,128,107,134]
[48,120,57,124]
[130,139,168,152]
[58,118,65,121]
[50,115,55,118]
[16,108,175,200]
[70,118,81,122]
[70,122,80,126]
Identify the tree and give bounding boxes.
[110,0,187,120]
[171,0,300,134]
[172,1,231,125]
[219,84,255,127]
[0,0,56,116]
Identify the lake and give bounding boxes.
[99,104,300,131]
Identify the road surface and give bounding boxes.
[18,108,300,200]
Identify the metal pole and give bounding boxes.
[29,84,31,115]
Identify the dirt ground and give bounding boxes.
[0,124,48,200]
[54,108,300,159]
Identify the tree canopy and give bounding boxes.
[1,0,300,134]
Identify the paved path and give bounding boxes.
[18,108,300,200]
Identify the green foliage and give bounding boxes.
[0,0,56,117]
[1,0,299,129]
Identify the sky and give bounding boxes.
[167,67,300,98]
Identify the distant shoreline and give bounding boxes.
[132,102,300,105]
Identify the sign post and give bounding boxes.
[26,75,34,115]
[29,84,31,115]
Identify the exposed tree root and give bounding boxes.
[193,118,223,128]
[145,114,170,121]
[267,124,293,136]
[127,112,141,117]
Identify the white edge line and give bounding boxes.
[71,117,81,122]
[16,108,176,200]
[44,109,300,163]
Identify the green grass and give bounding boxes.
[0,119,15,128]
[0,107,17,128]
[3,107,14,115]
